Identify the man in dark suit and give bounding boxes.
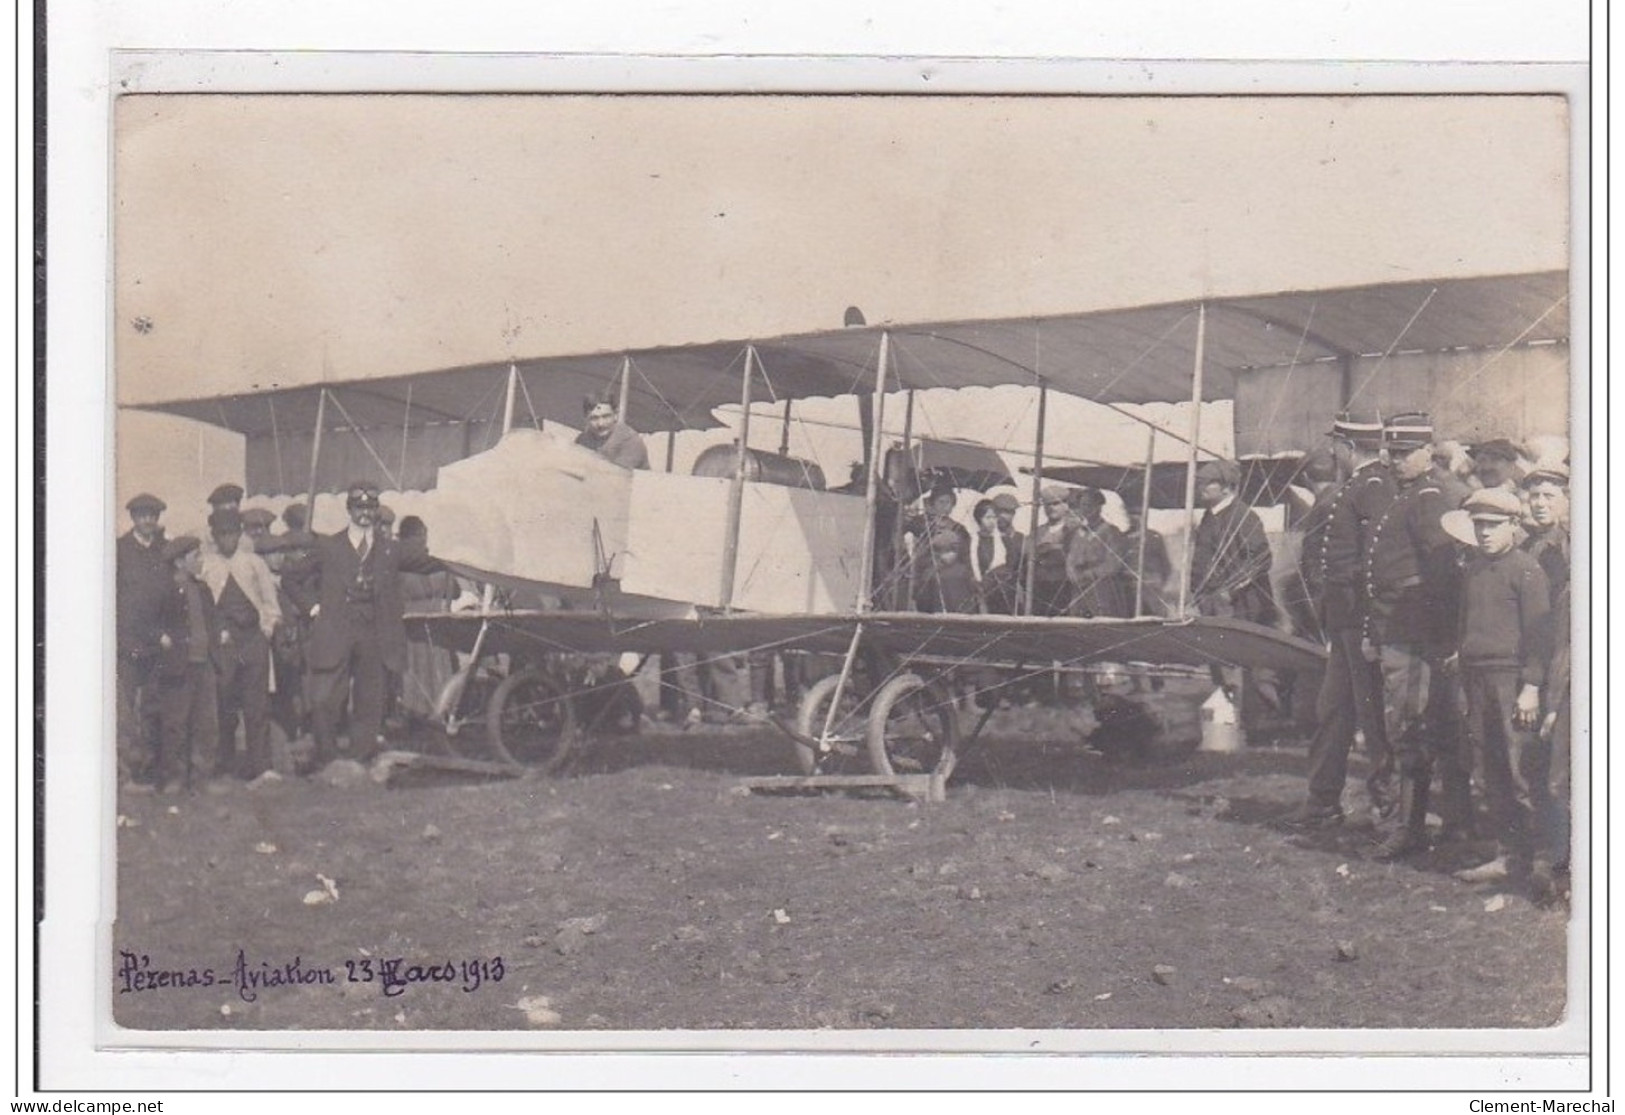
[1188,459,1282,724]
[301,481,418,771]
[116,493,171,784]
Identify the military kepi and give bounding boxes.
[1328,409,1384,443]
[1383,412,1434,451]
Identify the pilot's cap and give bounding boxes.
[1195,460,1240,489]
[126,493,165,515]
[207,483,244,508]
[345,481,382,508]
[1463,487,1524,522]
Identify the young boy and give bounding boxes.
[153,536,221,792]
[1453,487,1553,896]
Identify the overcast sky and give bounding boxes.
[114,94,1569,406]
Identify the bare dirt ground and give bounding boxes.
[111,694,1571,1035]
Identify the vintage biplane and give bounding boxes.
[128,270,1569,788]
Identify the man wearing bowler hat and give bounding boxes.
[1283,411,1394,829]
[1364,413,1463,860]
[302,480,438,770]
[116,493,171,783]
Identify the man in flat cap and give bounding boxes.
[207,483,245,513]
[302,481,439,770]
[151,536,218,792]
[1064,487,1131,619]
[1452,486,1554,898]
[201,508,282,780]
[1284,412,1395,829]
[1467,439,1523,494]
[1188,459,1280,721]
[1519,462,1571,882]
[116,493,171,784]
[1364,413,1466,860]
[1023,484,1081,617]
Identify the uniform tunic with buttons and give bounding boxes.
[1363,474,1457,650]
[1314,461,1393,632]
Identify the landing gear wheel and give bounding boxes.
[486,667,576,772]
[792,673,869,775]
[866,672,959,781]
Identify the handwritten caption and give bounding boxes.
[116,949,505,1002]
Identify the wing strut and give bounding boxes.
[1176,303,1208,615]
[856,332,890,612]
[1133,425,1156,618]
[302,387,329,527]
[1021,377,1049,616]
[719,344,757,611]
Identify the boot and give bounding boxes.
[1374,775,1430,861]
[1435,767,1476,844]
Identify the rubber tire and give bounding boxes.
[792,673,868,776]
[865,672,959,780]
[486,666,576,772]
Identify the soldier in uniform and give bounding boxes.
[1283,413,1394,828]
[1364,413,1463,860]
[116,493,171,784]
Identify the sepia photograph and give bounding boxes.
[100,80,1581,1056]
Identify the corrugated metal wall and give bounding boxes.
[1234,343,1569,456]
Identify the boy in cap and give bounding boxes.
[116,493,170,784]
[1284,412,1395,829]
[1452,487,1553,896]
[201,508,283,779]
[152,536,220,792]
[206,483,244,513]
[1364,413,1465,859]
